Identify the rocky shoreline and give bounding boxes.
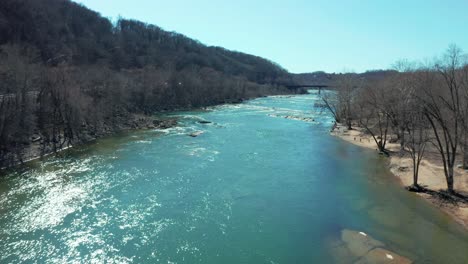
[0,114,178,171]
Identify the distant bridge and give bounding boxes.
[284,84,330,94]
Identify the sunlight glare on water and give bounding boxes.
[1,92,468,263]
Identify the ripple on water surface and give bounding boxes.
[1,93,468,263]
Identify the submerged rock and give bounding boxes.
[189,131,204,137]
[198,120,212,124]
[328,229,412,264]
[355,248,412,264]
[341,229,384,257]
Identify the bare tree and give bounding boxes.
[321,73,360,129]
[460,62,468,168]
[404,109,430,191]
[321,90,341,123]
[0,44,39,164]
[420,45,465,193]
[387,60,419,151]
[356,80,391,154]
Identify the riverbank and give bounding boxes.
[0,114,179,171]
[0,91,300,171]
[331,124,468,230]
[3,93,468,263]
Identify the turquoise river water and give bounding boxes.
[1,92,468,263]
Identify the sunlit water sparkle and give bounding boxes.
[1,92,468,263]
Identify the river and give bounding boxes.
[1,92,468,263]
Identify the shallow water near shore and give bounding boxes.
[1,92,468,263]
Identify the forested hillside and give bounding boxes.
[0,0,297,166]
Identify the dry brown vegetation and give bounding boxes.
[0,0,300,167]
[324,45,468,197]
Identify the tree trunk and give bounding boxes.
[463,133,468,169]
[400,127,405,152]
[447,166,454,193]
[413,158,418,187]
[377,140,388,155]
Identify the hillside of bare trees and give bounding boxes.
[323,45,468,196]
[0,0,303,167]
[291,70,396,87]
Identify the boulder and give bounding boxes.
[153,118,178,129]
[355,248,412,264]
[198,120,212,124]
[31,135,42,142]
[341,229,384,257]
[189,131,204,137]
[335,229,412,264]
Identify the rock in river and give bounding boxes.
[189,131,204,137]
[198,120,212,124]
[153,118,178,129]
[328,229,412,264]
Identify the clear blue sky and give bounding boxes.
[73,0,468,73]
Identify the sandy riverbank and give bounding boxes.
[331,124,468,230]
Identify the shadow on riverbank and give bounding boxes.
[331,123,468,230]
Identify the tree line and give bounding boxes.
[0,0,299,167]
[323,45,468,195]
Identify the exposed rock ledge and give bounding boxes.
[0,115,179,170]
[329,229,412,264]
